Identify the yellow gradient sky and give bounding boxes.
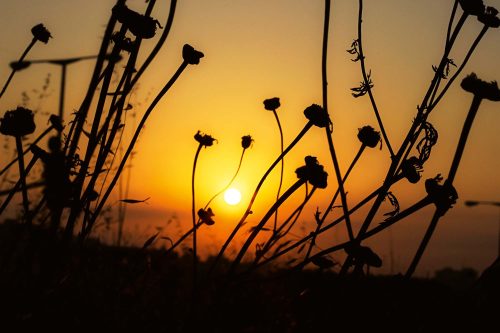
[0,0,499,276]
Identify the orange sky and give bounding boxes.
[0,0,499,276]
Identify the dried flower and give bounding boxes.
[303,104,330,128]
[31,24,52,44]
[194,131,216,147]
[461,73,500,101]
[345,244,382,268]
[357,126,381,148]
[49,114,63,132]
[458,0,486,16]
[113,4,162,39]
[311,256,336,269]
[425,175,458,216]
[10,61,31,71]
[478,6,500,27]
[263,97,280,111]
[401,156,423,184]
[241,135,254,149]
[295,156,328,188]
[182,44,204,65]
[198,208,215,225]
[0,107,36,137]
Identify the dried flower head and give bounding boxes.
[194,130,216,147]
[0,107,36,137]
[198,208,215,226]
[295,156,328,188]
[425,175,458,216]
[357,125,381,148]
[458,0,486,16]
[461,73,500,101]
[113,4,162,39]
[31,24,52,44]
[345,244,382,268]
[182,44,204,65]
[10,61,31,71]
[478,6,500,27]
[401,156,423,184]
[241,135,254,149]
[49,114,63,132]
[303,104,330,128]
[263,97,280,111]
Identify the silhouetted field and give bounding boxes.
[0,224,498,333]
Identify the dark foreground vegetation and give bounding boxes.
[1,224,498,333]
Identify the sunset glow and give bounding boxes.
[224,188,242,205]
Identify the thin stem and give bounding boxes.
[305,144,366,261]
[209,121,313,274]
[446,1,459,49]
[405,94,483,278]
[0,155,38,216]
[272,109,284,233]
[15,136,30,224]
[321,0,354,242]
[83,61,189,238]
[204,148,246,209]
[191,143,203,291]
[0,38,37,99]
[228,179,306,275]
[356,0,394,157]
[0,125,53,177]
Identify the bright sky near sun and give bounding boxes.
[0,0,499,276]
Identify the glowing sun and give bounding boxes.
[224,188,242,205]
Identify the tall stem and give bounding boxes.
[191,143,203,291]
[272,109,284,233]
[357,0,394,157]
[15,136,30,224]
[0,38,37,99]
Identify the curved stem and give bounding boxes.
[271,109,284,233]
[191,143,203,289]
[82,61,188,238]
[0,125,54,177]
[0,38,37,99]
[305,144,366,260]
[228,179,306,275]
[204,148,246,209]
[356,0,394,157]
[209,121,313,274]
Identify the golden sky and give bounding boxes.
[1,0,499,276]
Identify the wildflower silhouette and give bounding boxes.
[210,104,330,274]
[198,208,215,226]
[113,3,162,39]
[345,243,382,275]
[401,156,423,184]
[0,24,51,99]
[478,6,500,27]
[405,73,500,278]
[264,97,284,233]
[458,0,485,16]
[229,156,328,275]
[0,107,36,223]
[183,44,204,65]
[191,130,216,291]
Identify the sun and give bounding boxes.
[224,188,242,205]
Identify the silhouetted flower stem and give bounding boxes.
[0,154,38,216]
[446,1,459,49]
[254,187,317,265]
[321,0,355,242]
[271,108,284,233]
[405,90,491,278]
[209,121,313,274]
[228,179,307,275]
[339,8,470,274]
[356,0,394,157]
[304,143,366,261]
[191,143,203,291]
[0,38,37,99]
[0,125,54,177]
[83,61,189,238]
[14,136,30,223]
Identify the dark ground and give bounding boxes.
[0,223,498,333]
